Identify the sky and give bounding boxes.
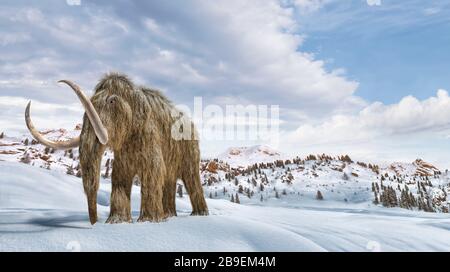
[1,0,450,167]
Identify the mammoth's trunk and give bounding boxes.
[79,115,106,225]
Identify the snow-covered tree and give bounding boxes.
[177,184,183,198]
[316,190,324,200]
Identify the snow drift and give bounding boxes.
[1,161,450,252]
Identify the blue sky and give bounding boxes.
[297,0,450,103]
[1,0,450,166]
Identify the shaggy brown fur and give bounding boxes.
[80,73,208,224]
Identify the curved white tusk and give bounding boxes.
[58,80,108,145]
[25,101,80,150]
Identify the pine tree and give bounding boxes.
[373,192,379,205]
[103,160,110,178]
[23,138,29,146]
[380,191,387,207]
[342,173,349,181]
[235,193,240,204]
[386,186,395,207]
[409,192,416,207]
[275,191,280,199]
[0,132,4,139]
[384,186,397,207]
[400,189,410,209]
[20,152,32,164]
[260,194,263,202]
[316,190,324,200]
[252,177,257,187]
[209,192,213,199]
[177,184,183,198]
[66,165,74,175]
[231,194,235,203]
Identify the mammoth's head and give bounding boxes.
[25,73,135,151]
[87,74,134,150]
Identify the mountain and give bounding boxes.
[389,159,440,177]
[2,128,450,251]
[2,160,450,251]
[1,129,449,213]
[217,145,285,167]
[0,128,113,177]
[202,153,449,213]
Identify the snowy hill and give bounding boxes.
[2,161,450,251]
[0,129,113,177]
[1,129,449,213]
[1,129,450,251]
[201,154,450,213]
[218,145,285,167]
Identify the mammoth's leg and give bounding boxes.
[79,129,106,225]
[163,177,177,217]
[138,152,167,223]
[183,167,209,216]
[106,158,133,224]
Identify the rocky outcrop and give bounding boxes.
[414,159,439,176]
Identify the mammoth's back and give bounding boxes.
[140,87,200,167]
[140,87,198,140]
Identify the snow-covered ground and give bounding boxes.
[1,161,450,252]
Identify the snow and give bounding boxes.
[1,161,450,252]
[3,130,447,212]
[218,145,285,167]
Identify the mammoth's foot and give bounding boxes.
[105,214,132,224]
[164,209,177,218]
[191,210,209,216]
[137,212,168,223]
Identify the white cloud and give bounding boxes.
[66,0,81,6]
[3,0,448,166]
[292,0,328,13]
[0,1,359,116]
[145,0,359,111]
[282,90,450,167]
[0,96,83,136]
[367,0,381,6]
[286,89,450,144]
[0,32,31,46]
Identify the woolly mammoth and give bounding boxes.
[25,73,208,224]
